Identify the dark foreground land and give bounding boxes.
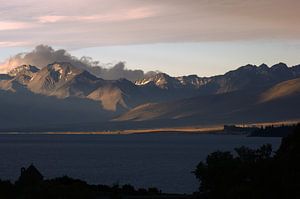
[0,164,193,199]
[194,124,300,199]
[0,125,299,199]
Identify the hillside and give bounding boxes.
[116,78,300,125]
[0,62,300,130]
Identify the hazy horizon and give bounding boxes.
[1,0,300,76]
[0,44,299,78]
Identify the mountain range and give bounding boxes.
[0,62,299,131]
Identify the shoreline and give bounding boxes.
[0,120,298,135]
[0,126,224,135]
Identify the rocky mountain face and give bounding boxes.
[135,63,300,94]
[135,73,210,89]
[117,77,300,124]
[0,62,145,111]
[3,62,299,107]
[205,63,300,94]
[0,62,299,130]
[117,63,300,125]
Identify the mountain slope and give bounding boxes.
[203,63,299,94]
[1,62,300,130]
[116,78,300,125]
[2,62,300,111]
[135,63,300,95]
[135,73,210,89]
[0,89,114,130]
[260,78,300,102]
[0,62,146,111]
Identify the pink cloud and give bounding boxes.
[0,21,32,31]
[123,7,157,20]
[1,0,300,49]
[0,58,23,73]
[38,15,67,23]
[37,7,157,24]
[0,41,31,47]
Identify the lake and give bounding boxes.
[0,133,281,193]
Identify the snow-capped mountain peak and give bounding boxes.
[8,65,39,77]
[135,73,182,89]
[135,73,210,89]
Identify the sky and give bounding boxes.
[0,0,300,76]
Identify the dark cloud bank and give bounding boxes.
[4,45,157,81]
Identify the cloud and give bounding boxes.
[0,0,300,48]
[0,44,156,81]
[0,41,31,47]
[38,16,66,23]
[37,7,156,24]
[91,62,144,81]
[0,21,32,31]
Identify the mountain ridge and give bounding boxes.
[116,78,300,124]
[0,61,299,130]
[134,63,300,94]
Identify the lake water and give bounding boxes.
[0,133,281,193]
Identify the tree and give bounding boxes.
[194,124,300,199]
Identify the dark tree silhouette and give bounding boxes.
[0,165,164,199]
[194,124,300,199]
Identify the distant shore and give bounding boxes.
[1,126,224,135]
[47,126,224,135]
[1,120,299,135]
